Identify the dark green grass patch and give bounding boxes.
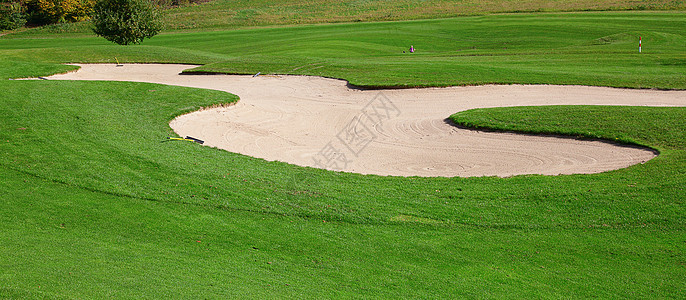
[450,105,686,149]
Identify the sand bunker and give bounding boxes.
[47,64,686,177]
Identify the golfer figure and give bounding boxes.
[409,45,415,53]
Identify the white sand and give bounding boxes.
[47,64,686,177]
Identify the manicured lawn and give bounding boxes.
[1,76,684,299]
[2,12,685,89]
[0,10,684,298]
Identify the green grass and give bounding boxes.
[3,12,685,89]
[1,78,685,298]
[1,10,685,298]
[450,105,686,149]
[5,0,685,35]
[162,0,686,31]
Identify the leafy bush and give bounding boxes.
[152,0,208,8]
[24,0,95,25]
[0,1,26,30]
[91,0,161,45]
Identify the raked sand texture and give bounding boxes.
[47,64,686,177]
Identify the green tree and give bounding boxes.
[91,0,161,45]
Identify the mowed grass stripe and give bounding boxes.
[2,13,685,89]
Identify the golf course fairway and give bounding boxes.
[1,9,685,298]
